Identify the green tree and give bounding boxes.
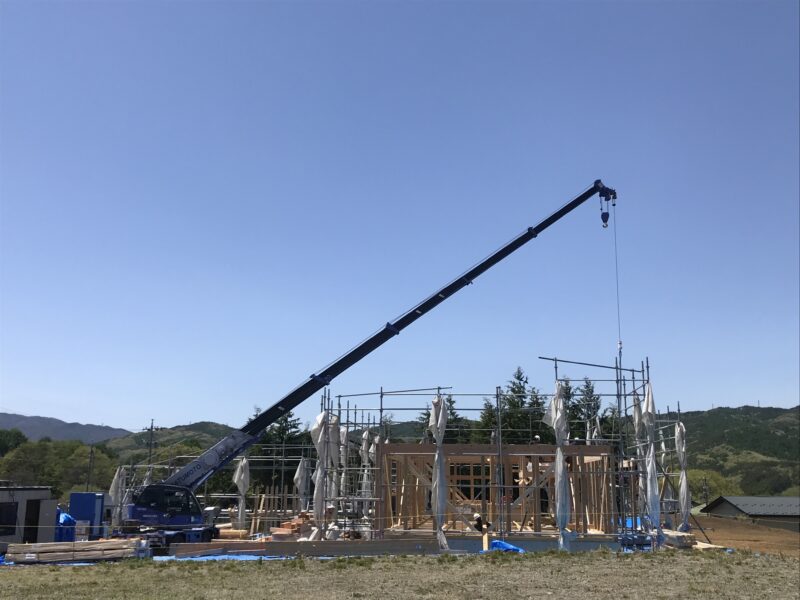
[503,367,531,444]
[528,387,554,444]
[443,395,471,443]
[471,368,538,444]
[0,428,28,457]
[576,378,602,440]
[688,469,744,503]
[61,444,116,496]
[0,439,121,500]
[472,398,497,443]
[261,412,303,446]
[417,406,432,441]
[559,377,579,439]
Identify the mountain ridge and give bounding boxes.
[0,412,131,444]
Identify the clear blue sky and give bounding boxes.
[1,1,797,432]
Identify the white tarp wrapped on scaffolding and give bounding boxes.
[429,395,449,550]
[359,429,372,513]
[544,382,572,550]
[109,466,127,527]
[643,383,661,538]
[310,411,340,540]
[232,456,250,529]
[339,424,349,503]
[294,457,311,511]
[675,421,691,531]
[632,393,647,518]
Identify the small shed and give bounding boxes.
[700,495,800,532]
[0,484,58,552]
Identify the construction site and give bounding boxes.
[0,179,707,563]
[3,351,709,565]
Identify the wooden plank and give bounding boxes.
[7,539,140,554]
[384,443,614,457]
[532,456,541,532]
[6,548,137,564]
[662,528,696,549]
[504,456,513,534]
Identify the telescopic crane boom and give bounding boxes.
[157,179,616,493]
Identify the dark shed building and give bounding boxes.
[700,496,800,532]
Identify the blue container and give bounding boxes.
[69,492,105,539]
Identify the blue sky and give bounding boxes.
[1,1,797,432]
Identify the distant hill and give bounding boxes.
[680,405,799,497]
[0,412,131,444]
[106,421,235,464]
[4,405,796,496]
[680,405,799,461]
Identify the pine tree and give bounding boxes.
[560,377,579,439]
[503,367,530,444]
[417,406,432,441]
[472,398,497,443]
[443,394,470,443]
[577,377,602,439]
[528,386,554,444]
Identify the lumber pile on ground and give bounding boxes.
[218,528,249,540]
[269,513,312,540]
[5,539,148,564]
[169,538,440,558]
[662,529,697,549]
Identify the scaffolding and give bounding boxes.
[115,354,695,549]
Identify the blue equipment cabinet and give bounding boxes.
[69,492,105,539]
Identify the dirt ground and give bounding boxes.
[693,515,800,557]
[1,550,799,600]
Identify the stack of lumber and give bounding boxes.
[269,514,312,540]
[5,538,148,564]
[218,528,249,540]
[662,529,697,549]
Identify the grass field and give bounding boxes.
[1,549,798,600]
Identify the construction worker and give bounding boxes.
[474,513,491,533]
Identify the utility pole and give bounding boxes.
[85,445,95,491]
[147,419,155,465]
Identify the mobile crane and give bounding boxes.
[123,180,617,544]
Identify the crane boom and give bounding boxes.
[163,179,616,490]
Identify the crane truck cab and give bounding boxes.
[124,483,216,547]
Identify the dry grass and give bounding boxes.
[1,549,799,600]
[694,515,800,558]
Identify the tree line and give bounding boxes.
[417,367,611,445]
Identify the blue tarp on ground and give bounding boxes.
[155,554,305,562]
[486,540,525,554]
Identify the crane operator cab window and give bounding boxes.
[135,486,202,517]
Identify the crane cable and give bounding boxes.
[612,200,623,355]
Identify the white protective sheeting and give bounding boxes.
[675,421,691,531]
[108,466,127,527]
[310,412,329,539]
[339,424,349,501]
[632,393,647,516]
[544,382,572,550]
[232,456,250,529]
[428,395,449,550]
[294,457,311,511]
[359,430,372,513]
[309,411,341,539]
[643,383,660,534]
[141,466,153,487]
